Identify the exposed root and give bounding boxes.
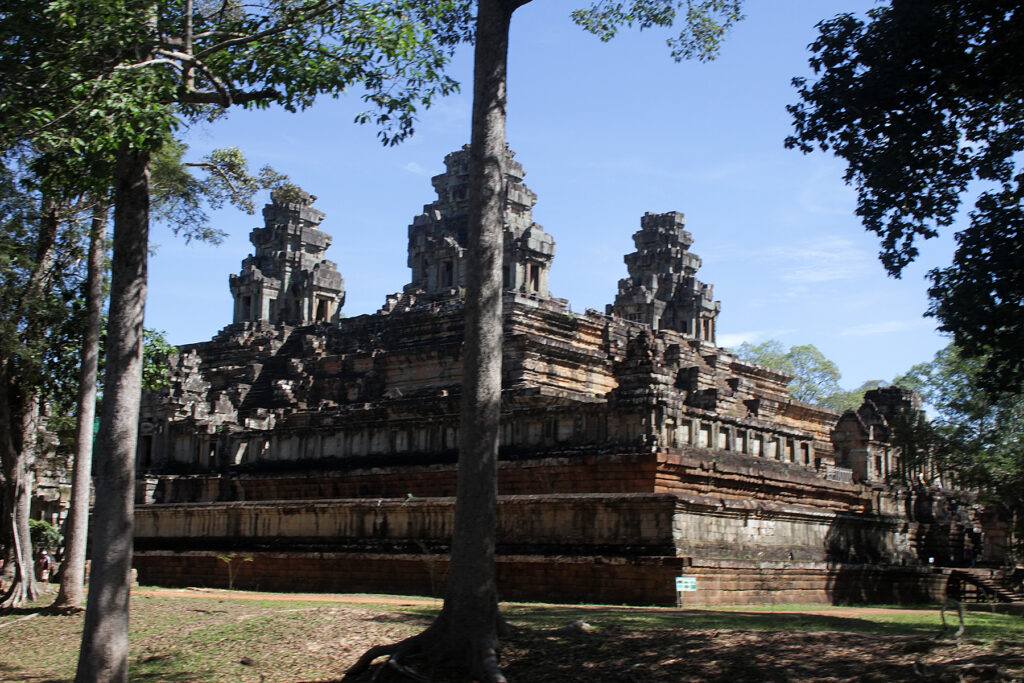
[0,578,37,611]
[345,632,427,680]
[345,620,508,683]
[376,657,430,682]
[46,603,86,616]
[480,648,506,683]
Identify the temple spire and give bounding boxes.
[229,189,345,325]
[609,211,721,342]
[404,145,556,302]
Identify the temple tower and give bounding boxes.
[229,189,345,325]
[405,145,555,301]
[609,211,721,342]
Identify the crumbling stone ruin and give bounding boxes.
[134,147,1009,606]
[229,188,344,325]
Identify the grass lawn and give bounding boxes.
[1,586,1022,682]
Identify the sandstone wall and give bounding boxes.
[135,494,680,553]
[132,550,946,607]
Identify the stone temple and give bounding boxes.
[133,147,1009,605]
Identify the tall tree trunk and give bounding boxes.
[0,490,13,586]
[437,0,512,674]
[0,195,60,609]
[53,203,107,612]
[345,2,524,680]
[0,384,40,609]
[76,149,150,683]
[16,396,39,590]
[0,364,15,589]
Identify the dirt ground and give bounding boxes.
[4,587,1022,682]
[131,589,1024,683]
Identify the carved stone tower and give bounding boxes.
[405,145,555,301]
[609,211,721,342]
[229,189,345,325]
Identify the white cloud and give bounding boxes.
[772,237,875,284]
[841,318,933,337]
[401,161,428,176]
[717,328,798,348]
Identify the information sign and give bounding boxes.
[675,576,697,592]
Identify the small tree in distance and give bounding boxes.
[732,339,878,412]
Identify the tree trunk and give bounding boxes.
[53,203,107,612]
[76,149,150,683]
[345,2,524,680]
[0,195,60,609]
[0,383,40,609]
[434,0,512,673]
[0,364,15,589]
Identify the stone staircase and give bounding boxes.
[951,568,1024,603]
[237,327,308,416]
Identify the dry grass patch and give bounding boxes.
[1,587,1022,682]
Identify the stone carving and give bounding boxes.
[229,188,345,325]
[400,145,555,307]
[610,211,720,342]
[133,148,1003,606]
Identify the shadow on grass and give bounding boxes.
[0,655,218,683]
[131,651,219,682]
[499,626,1018,683]
[362,611,436,627]
[0,605,51,618]
[503,606,940,637]
[0,660,64,683]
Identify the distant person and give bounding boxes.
[38,550,52,582]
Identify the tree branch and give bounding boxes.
[155,49,234,106]
[177,87,279,105]
[193,0,341,61]
[114,58,183,72]
[184,161,240,196]
[184,0,195,91]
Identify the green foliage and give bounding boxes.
[0,0,176,173]
[572,0,744,62]
[40,314,176,443]
[894,344,1024,503]
[787,0,1024,393]
[151,139,294,244]
[142,327,177,392]
[2,0,477,197]
[97,318,177,393]
[927,190,1024,395]
[0,155,91,404]
[29,518,63,553]
[733,340,857,410]
[836,379,888,413]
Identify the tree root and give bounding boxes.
[0,576,38,611]
[344,620,508,683]
[46,603,86,616]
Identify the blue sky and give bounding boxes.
[147,0,955,390]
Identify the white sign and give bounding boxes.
[675,576,697,592]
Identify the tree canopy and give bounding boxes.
[787,0,1024,394]
[732,340,877,411]
[895,344,1024,544]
